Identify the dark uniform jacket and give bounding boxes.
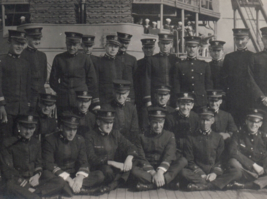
[135,129,176,171]
[144,53,179,103]
[229,129,267,172]
[21,47,47,94]
[209,59,223,89]
[172,58,213,107]
[42,132,89,177]
[0,136,42,182]
[135,57,147,108]
[212,110,237,134]
[0,53,31,115]
[164,110,199,151]
[84,128,138,170]
[116,52,137,101]
[94,54,133,104]
[102,100,139,144]
[184,130,224,176]
[49,52,98,108]
[37,109,57,137]
[221,50,255,110]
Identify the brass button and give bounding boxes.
[191,69,194,72]
[192,76,194,79]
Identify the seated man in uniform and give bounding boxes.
[102,80,139,144]
[181,107,242,191]
[84,109,139,195]
[207,90,238,140]
[0,114,64,199]
[36,93,58,140]
[132,107,187,191]
[228,109,267,189]
[141,85,174,131]
[42,112,104,196]
[164,92,199,154]
[72,91,95,137]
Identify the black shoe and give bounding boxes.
[187,183,210,191]
[164,182,180,190]
[78,187,99,195]
[91,186,110,196]
[135,183,156,191]
[226,181,245,190]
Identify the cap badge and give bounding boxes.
[71,33,75,37]
[215,42,219,45]
[71,117,76,122]
[184,93,188,97]
[156,111,161,115]
[212,91,217,95]
[28,115,33,121]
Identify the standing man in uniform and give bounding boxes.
[0,30,31,139]
[21,26,47,111]
[81,35,98,64]
[116,32,137,102]
[49,32,99,115]
[132,107,187,191]
[181,107,242,191]
[42,112,105,196]
[208,40,225,89]
[220,28,255,127]
[172,36,213,110]
[144,33,179,107]
[135,38,156,127]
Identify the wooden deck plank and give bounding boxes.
[215,190,231,199]
[141,189,150,199]
[165,189,177,199]
[157,188,168,199]
[149,188,159,199]
[107,188,117,199]
[200,191,214,199]
[225,190,238,199]
[191,191,204,199]
[174,190,187,199]
[206,191,222,199]
[133,189,142,199]
[116,188,126,199]
[239,190,257,199]
[98,191,108,199]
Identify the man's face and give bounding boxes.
[158,42,172,53]
[105,44,119,56]
[234,36,249,49]
[246,118,262,134]
[82,44,93,54]
[97,120,114,134]
[40,103,55,115]
[77,100,91,114]
[18,124,36,139]
[200,117,214,132]
[186,44,199,57]
[115,91,129,105]
[10,40,25,55]
[62,125,77,141]
[120,43,129,52]
[262,36,267,49]
[177,101,194,116]
[208,99,222,111]
[210,49,223,60]
[66,42,80,54]
[150,119,165,134]
[155,93,170,106]
[142,46,154,57]
[27,37,41,49]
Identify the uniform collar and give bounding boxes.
[178,110,189,118]
[27,46,37,52]
[199,129,211,135]
[237,47,248,52]
[59,133,70,143]
[67,52,78,57]
[18,135,31,143]
[104,53,116,60]
[118,51,126,55]
[112,100,125,108]
[159,52,170,57]
[8,52,20,59]
[98,128,108,136]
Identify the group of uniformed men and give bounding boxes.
[1,24,267,198]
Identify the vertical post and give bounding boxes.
[214,20,217,40]
[2,5,5,33]
[195,12,199,36]
[181,9,185,53]
[233,9,236,51]
[256,8,259,45]
[80,0,85,24]
[160,2,163,31]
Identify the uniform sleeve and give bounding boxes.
[172,63,181,102]
[143,57,152,103]
[129,106,140,145]
[226,113,238,135]
[76,136,89,177]
[0,62,6,106]
[117,131,139,158]
[157,132,176,172]
[211,136,224,175]
[220,55,229,91]
[184,136,205,175]
[85,57,100,108]
[84,133,108,168]
[49,56,66,94]
[34,143,43,175]
[228,133,255,170]
[134,134,154,171]
[205,62,213,89]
